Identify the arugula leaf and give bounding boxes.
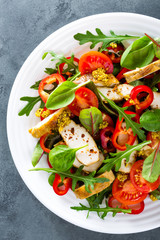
[49,144,87,171]
[150,186,160,200]
[71,201,131,219]
[140,109,160,132]
[98,141,151,173]
[79,107,103,136]
[142,142,160,183]
[74,28,138,51]
[98,90,146,141]
[29,166,109,193]
[86,81,117,116]
[31,141,44,167]
[44,68,57,75]
[18,96,45,116]
[46,80,91,110]
[30,80,42,90]
[121,36,155,69]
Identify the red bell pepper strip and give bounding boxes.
[53,174,72,196]
[47,155,53,168]
[38,73,66,103]
[112,111,139,151]
[116,68,130,81]
[40,134,51,153]
[59,57,79,75]
[100,126,115,152]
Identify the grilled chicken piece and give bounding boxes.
[124,59,160,83]
[98,84,160,109]
[139,145,154,159]
[74,170,115,199]
[74,73,119,87]
[59,120,99,166]
[73,151,104,172]
[29,108,67,138]
[118,138,138,173]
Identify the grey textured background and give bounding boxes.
[1,0,160,239]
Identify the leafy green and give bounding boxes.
[142,143,160,183]
[98,90,146,141]
[44,68,57,75]
[74,28,138,51]
[30,80,41,90]
[150,186,160,200]
[113,63,121,76]
[29,165,109,193]
[46,80,90,110]
[79,107,103,136]
[48,173,55,186]
[49,145,87,171]
[18,96,45,116]
[86,81,117,116]
[121,36,155,69]
[98,141,151,173]
[31,141,44,167]
[71,201,131,219]
[140,109,160,132]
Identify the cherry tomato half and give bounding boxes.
[68,87,98,116]
[79,51,113,75]
[102,112,114,127]
[130,160,160,193]
[112,178,148,205]
[108,196,145,215]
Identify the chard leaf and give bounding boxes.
[121,36,155,69]
[142,142,160,183]
[79,107,103,136]
[74,28,138,51]
[18,96,45,116]
[31,141,44,167]
[98,90,146,141]
[29,166,109,193]
[140,109,160,132]
[98,141,151,173]
[49,145,87,171]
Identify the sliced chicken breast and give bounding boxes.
[73,151,104,172]
[74,170,115,199]
[59,120,99,166]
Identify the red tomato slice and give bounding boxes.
[147,131,160,149]
[130,160,160,193]
[112,178,148,205]
[108,196,145,215]
[79,51,113,75]
[68,87,98,116]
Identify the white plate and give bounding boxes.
[7,13,160,234]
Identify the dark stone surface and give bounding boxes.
[1,0,160,239]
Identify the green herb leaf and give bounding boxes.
[98,141,151,173]
[71,201,131,219]
[150,186,160,200]
[74,28,138,51]
[18,96,45,116]
[49,145,87,171]
[98,90,146,141]
[140,109,160,132]
[79,107,103,136]
[30,80,41,90]
[48,173,55,186]
[29,166,109,193]
[31,141,44,167]
[142,143,160,183]
[46,80,90,110]
[121,36,155,69]
[86,81,117,116]
[44,68,58,75]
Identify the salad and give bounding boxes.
[19,29,160,219]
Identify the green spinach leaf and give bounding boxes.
[79,107,103,136]
[48,173,55,186]
[31,141,44,167]
[140,109,160,132]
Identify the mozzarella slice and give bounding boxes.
[73,151,104,172]
[59,120,99,166]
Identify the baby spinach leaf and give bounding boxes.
[79,107,103,136]
[31,141,44,167]
[140,109,160,132]
[18,96,45,116]
[49,144,87,171]
[98,90,146,141]
[121,36,155,69]
[142,143,160,183]
[46,80,90,110]
[74,28,138,51]
[29,165,109,193]
[48,173,55,186]
[98,141,151,173]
